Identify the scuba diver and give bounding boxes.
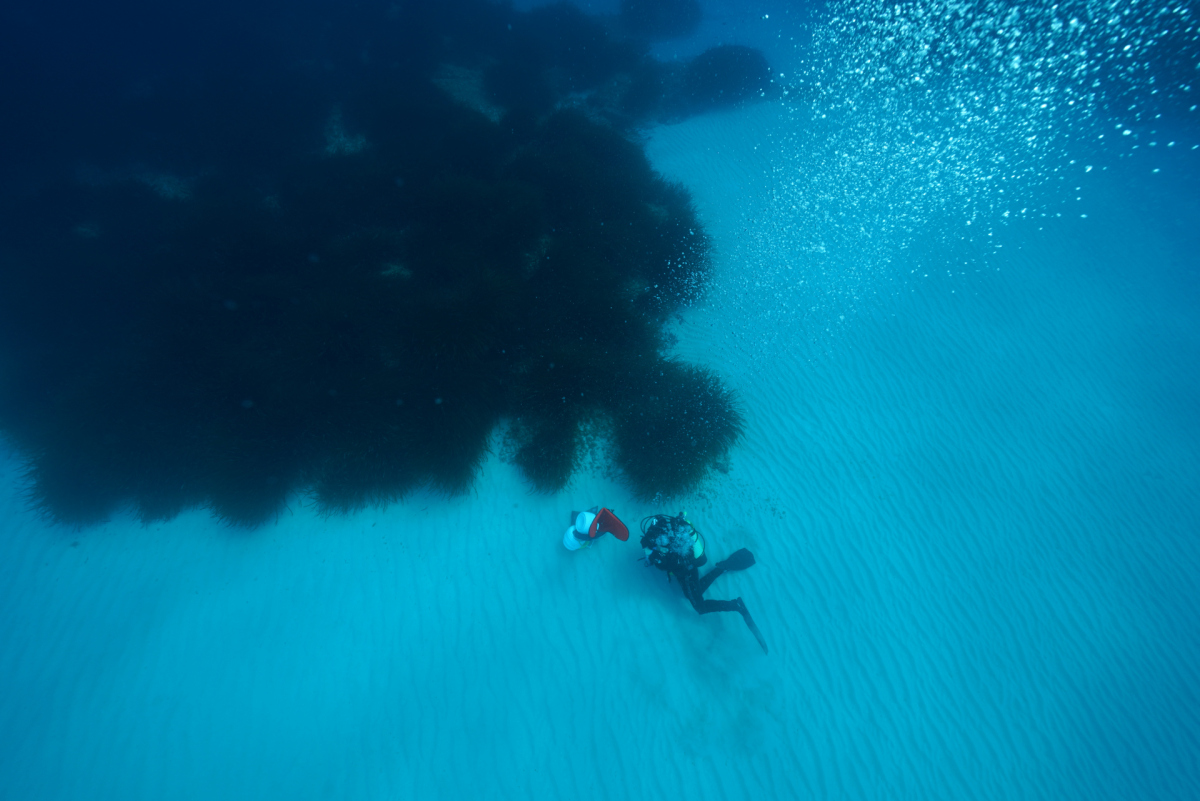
[640,512,768,654]
[562,506,630,551]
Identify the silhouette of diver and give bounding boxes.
[640,513,768,654]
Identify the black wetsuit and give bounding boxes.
[640,514,768,653]
[676,562,745,615]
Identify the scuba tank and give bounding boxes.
[640,512,706,574]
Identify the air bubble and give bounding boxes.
[718,0,1197,368]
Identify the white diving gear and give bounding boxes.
[562,510,597,551]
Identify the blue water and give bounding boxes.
[2,1,1198,799]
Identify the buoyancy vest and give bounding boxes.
[640,513,706,574]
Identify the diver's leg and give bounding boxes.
[696,548,756,594]
[695,564,728,596]
[690,597,743,614]
[686,587,768,651]
[677,569,704,610]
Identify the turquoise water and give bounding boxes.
[2,1,1198,799]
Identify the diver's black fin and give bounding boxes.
[747,616,769,655]
[720,548,756,572]
[736,597,769,655]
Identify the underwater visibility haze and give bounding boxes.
[0,0,1198,799]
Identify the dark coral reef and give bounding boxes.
[0,0,753,525]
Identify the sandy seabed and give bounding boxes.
[2,103,1198,801]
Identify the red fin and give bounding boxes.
[594,508,630,541]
